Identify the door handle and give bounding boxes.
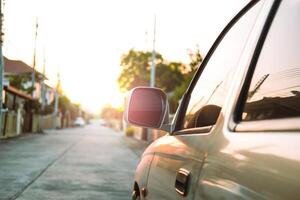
[175,168,190,196]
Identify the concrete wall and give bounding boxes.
[31,114,39,133]
[3,112,17,137]
[0,113,64,139]
[1,111,22,138]
[41,115,55,129]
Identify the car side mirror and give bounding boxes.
[186,105,221,129]
[124,87,170,130]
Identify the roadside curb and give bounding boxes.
[121,136,151,158]
[0,132,42,142]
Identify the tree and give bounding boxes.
[58,95,80,120]
[118,49,162,92]
[118,49,184,93]
[100,105,123,120]
[188,47,203,72]
[118,48,202,113]
[6,73,40,94]
[170,48,203,112]
[155,62,185,92]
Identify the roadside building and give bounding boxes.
[1,57,49,138]
[2,85,34,137]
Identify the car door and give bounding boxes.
[144,1,264,199]
[195,0,300,199]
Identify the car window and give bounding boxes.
[183,2,263,129]
[242,1,300,121]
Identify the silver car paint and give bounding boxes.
[133,0,300,199]
[194,1,300,199]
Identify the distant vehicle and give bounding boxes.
[73,117,85,127]
[125,0,300,199]
[99,119,108,127]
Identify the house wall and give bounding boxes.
[3,112,17,137]
[41,115,54,129]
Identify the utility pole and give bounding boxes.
[31,18,38,97]
[53,91,59,129]
[0,0,5,134]
[53,72,60,129]
[39,53,46,132]
[41,52,46,112]
[143,16,157,141]
[150,15,156,88]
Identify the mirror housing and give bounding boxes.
[124,87,170,130]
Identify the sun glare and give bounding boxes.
[3,0,247,113]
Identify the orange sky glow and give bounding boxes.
[2,0,248,113]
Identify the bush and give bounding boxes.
[125,126,135,137]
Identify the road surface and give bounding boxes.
[0,123,148,200]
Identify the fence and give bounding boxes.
[0,112,64,139]
[1,112,18,138]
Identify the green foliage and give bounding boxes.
[24,99,41,113]
[58,95,80,120]
[170,48,203,112]
[118,50,161,92]
[7,72,45,95]
[118,48,203,114]
[155,62,185,92]
[189,48,203,72]
[58,95,71,113]
[42,104,54,115]
[100,105,123,120]
[118,49,183,93]
[7,74,35,94]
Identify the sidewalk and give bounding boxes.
[121,136,150,158]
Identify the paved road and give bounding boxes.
[0,124,148,200]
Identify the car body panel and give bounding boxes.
[198,128,300,200]
[134,153,154,196]
[194,1,300,199]
[144,133,211,199]
[132,0,300,199]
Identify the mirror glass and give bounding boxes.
[128,88,165,128]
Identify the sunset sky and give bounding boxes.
[3,0,248,113]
